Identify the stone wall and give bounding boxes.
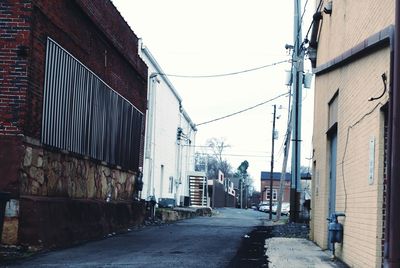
[156,207,212,222]
[0,140,143,246]
[20,143,136,201]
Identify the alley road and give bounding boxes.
[7,208,269,268]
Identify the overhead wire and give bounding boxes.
[158,59,289,79]
[195,152,271,159]
[304,0,324,40]
[172,0,317,169]
[276,86,292,163]
[293,0,310,55]
[277,0,318,165]
[300,0,309,26]
[196,91,290,126]
[217,153,271,158]
[184,144,271,154]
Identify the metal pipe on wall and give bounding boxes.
[386,1,400,266]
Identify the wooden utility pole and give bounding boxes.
[269,105,277,220]
[275,114,292,221]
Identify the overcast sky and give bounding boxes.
[112,0,315,191]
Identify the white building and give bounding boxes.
[139,41,197,206]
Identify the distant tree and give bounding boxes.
[194,152,233,180]
[250,191,261,205]
[235,160,253,208]
[232,160,253,188]
[205,156,219,179]
[194,152,206,172]
[206,137,230,163]
[237,160,249,174]
[195,138,234,179]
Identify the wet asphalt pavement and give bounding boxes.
[3,208,271,268]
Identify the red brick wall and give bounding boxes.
[260,180,291,203]
[1,0,147,164]
[0,137,24,196]
[27,0,148,138]
[0,0,32,135]
[0,0,148,193]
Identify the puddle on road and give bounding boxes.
[228,226,272,268]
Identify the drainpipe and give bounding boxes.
[146,73,158,199]
[386,2,400,267]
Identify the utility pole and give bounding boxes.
[269,105,277,220]
[240,179,243,209]
[275,115,292,221]
[290,0,304,223]
[245,174,248,209]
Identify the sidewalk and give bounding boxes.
[266,237,348,268]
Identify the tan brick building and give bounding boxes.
[310,0,394,267]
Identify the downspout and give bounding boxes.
[386,1,400,266]
[146,73,158,199]
[175,146,182,205]
[175,105,183,205]
[184,127,190,198]
[384,26,394,268]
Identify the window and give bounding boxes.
[328,91,339,130]
[273,189,277,200]
[266,188,278,201]
[41,38,143,171]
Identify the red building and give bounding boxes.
[260,172,291,204]
[0,0,147,247]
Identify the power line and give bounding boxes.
[300,0,309,25]
[195,152,271,159]
[293,0,310,53]
[158,60,289,79]
[305,0,324,41]
[221,154,271,158]
[196,91,290,126]
[185,144,271,154]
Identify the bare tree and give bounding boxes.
[195,138,234,180]
[206,137,230,163]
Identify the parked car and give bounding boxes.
[258,202,271,212]
[272,202,290,216]
[158,198,175,208]
[281,203,290,216]
[251,204,258,210]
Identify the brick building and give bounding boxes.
[260,172,291,203]
[310,0,394,266]
[0,0,147,247]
